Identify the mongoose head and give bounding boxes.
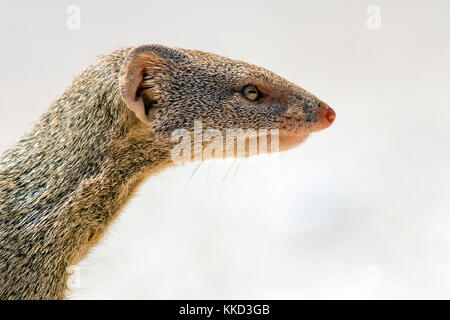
[119,45,335,161]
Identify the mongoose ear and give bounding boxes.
[119,46,167,124]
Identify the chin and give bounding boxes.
[278,130,311,151]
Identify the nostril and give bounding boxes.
[324,106,336,123]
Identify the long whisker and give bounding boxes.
[232,157,241,183]
[206,160,214,183]
[292,68,299,83]
[216,40,228,56]
[220,158,237,216]
[183,161,203,199]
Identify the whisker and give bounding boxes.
[183,161,203,199]
[220,158,236,216]
[206,160,214,183]
[232,157,241,183]
[292,68,299,83]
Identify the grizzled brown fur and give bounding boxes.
[0,44,334,299]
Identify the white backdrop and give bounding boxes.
[0,0,449,299]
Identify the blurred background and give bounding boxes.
[0,0,449,299]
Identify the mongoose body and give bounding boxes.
[0,45,335,299]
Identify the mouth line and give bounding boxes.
[278,128,310,138]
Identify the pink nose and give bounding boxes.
[324,104,336,123]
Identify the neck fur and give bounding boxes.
[0,49,169,299]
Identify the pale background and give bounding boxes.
[0,0,449,299]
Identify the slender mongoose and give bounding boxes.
[0,44,335,299]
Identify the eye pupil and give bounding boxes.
[241,85,260,101]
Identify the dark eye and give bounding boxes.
[241,85,260,101]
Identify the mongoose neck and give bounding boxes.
[0,48,170,299]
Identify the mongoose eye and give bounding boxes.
[241,85,261,101]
